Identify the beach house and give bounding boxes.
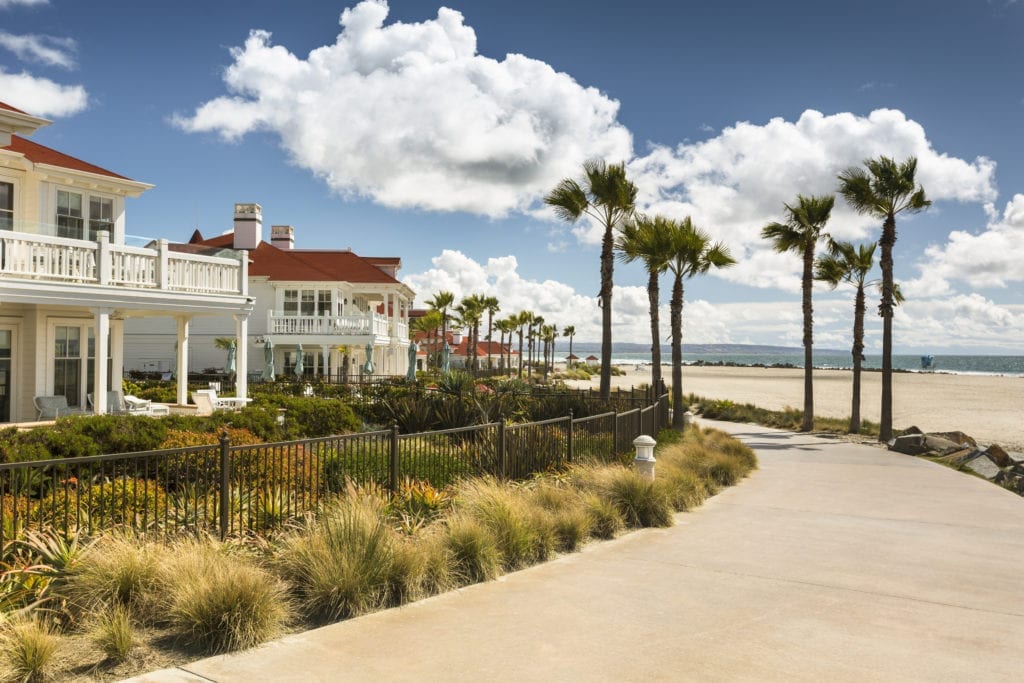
[122,204,415,380]
[0,102,253,421]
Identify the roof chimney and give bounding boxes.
[233,203,261,250]
[270,225,295,250]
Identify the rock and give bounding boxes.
[983,444,1012,468]
[934,448,977,467]
[902,425,924,436]
[928,431,977,448]
[889,434,927,455]
[964,455,1002,480]
[922,435,962,455]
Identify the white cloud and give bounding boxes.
[625,109,997,289]
[174,0,632,217]
[0,31,76,68]
[906,194,1024,293]
[0,68,87,116]
[0,0,48,7]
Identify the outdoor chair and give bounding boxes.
[34,395,73,420]
[191,389,250,416]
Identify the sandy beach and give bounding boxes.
[562,364,1024,451]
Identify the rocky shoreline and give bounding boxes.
[889,427,1024,496]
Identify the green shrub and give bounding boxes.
[160,540,290,653]
[82,478,169,529]
[0,618,58,683]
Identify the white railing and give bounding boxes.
[0,231,244,296]
[392,320,409,339]
[268,312,400,337]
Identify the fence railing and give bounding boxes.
[0,393,668,543]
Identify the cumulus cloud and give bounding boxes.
[905,194,1024,294]
[0,68,87,116]
[0,0,48,7]
[174,0,632,217]
[625,109,997,290]
[0,31,76,68]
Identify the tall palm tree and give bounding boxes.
[456,295,485,371]
[838,157,930,442]
[562,325,576,367]
[427,290,456,353]
[482,295,500,369]
[412,309,442,369]
[528,315,544,379]
[761,194,834,432]
[515,311,531,378]
[617,214,672,395]
[665,217,736,429]
[545,159,638,398]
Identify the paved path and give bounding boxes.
[130,421,1024,682]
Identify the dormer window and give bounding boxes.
[0,182,11,231]
[56,189,114,240]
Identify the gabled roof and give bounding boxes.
[0,102,28,114]
[2,134,132,181]
[189,230,403,285]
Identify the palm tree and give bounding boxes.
[427,290,456,351]
[515,311,531,378]
[528,314,544,379]
[761,195,834,432]
[482,295,500,369]
[496,317,515,373]
[545,159,638,398]
[665,217,736,429]
[562,325,576,367]
[617,214,672,395]
[455,295,485,372]
[838,157,930,442]
[413,309,443,368]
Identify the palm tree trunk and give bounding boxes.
[646,270,662,397]
[850,284,866,434]
[599,223,615,399]
[486,314,494,369]
[879,214,897,442]
[568,334,574,367]
[801,242,814,432]
[517,329,524,378]
[670,273,684,430]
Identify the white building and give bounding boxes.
[0,101,253,421]
[123,204,415,380]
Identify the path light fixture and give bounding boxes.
[633,434,656,481]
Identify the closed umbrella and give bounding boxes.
[406,341,418,381]
[362,342,375,375]
[261,339,275,381]
[441,341,451,373]
[294,343,305,378]
[225,340,237,378]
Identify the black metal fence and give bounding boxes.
[0,393,668,543]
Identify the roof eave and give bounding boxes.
[33,163,153,197]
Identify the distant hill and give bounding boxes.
[566,342,847,356]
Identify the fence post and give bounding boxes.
[389,423,400,496]
[498,421,507,479]
[612,410,619,456]
[566,410,574,465]
[218,430,231,541]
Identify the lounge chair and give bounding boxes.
[191,389,250,416]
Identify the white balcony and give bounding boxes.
[268,311,396,338]
[0,231,244,296]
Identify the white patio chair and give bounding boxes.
[34,395,72,420]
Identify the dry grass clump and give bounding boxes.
[90,603,135,662]
[0,618,58,683]
[455,478,547,571]
[159,539,290,653]
[62,534,166,621]
[581,493,624,539]
[443,513,502,584]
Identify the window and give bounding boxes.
[283,290,298,316]
[54,326,81,406]
[317,290,332,316]
[89,196,113,238]
[0,182,12,231]
[56,190,84,240]
[301,290,315,316]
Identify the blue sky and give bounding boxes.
[2,0,1023,353]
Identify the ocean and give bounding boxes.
[596,352,1024,377]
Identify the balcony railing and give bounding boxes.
[0,232,245,296]
[268,311,398,338]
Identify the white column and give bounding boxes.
[176,316,190,405]
[110,317,124,396]
[321,346,329,380]
[93,308,110,414]
[235,314,249,399]
[389,292,397,337]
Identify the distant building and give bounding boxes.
[585,354,600,367]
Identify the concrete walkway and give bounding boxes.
[129,421,1024,682]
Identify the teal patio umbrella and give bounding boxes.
[362,342,375,375]
[225,340,237,378]
[261,339,275,381]
[294,343,305,378]
[406,341,418,381]
[441,341,451,374]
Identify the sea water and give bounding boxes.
[602,352,1024,377]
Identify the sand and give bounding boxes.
[561,364,1024,452]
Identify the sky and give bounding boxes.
[2,0,1023,354]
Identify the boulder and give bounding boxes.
[928,431,977,448]
[964,455,1001,480]
[889,434,927,455]
[983,444,1012,468]
[922,435,963,455]
[902,425,924,436]
[935,448,977,467]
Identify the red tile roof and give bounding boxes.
[2,134,132,180]
[0,101,28,114]
[189,231,403,285]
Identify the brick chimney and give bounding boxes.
[233,203,262,250]
[270,225,295,250]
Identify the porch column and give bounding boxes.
[235,314,249,399]
[389,292,397,338]
[93,308,110,414]
[321,346,329,380]
[176,316,190,405]
[110,317,124,396]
